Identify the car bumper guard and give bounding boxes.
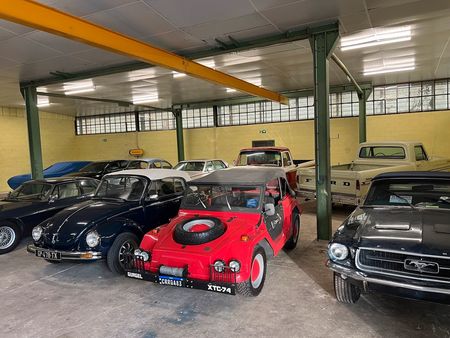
[27,244,103,261]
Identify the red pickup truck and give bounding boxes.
[234,146,313,191]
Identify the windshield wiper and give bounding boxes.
[191,192,207,209]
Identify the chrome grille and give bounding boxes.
[357,248,450,281]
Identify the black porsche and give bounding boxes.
[327,171,450,304]
[0,177,98,254]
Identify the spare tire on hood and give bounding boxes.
[173,217,225,245]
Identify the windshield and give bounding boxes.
[8,182,53,201]
[236,151,281,167]
[95,176,146,201]
[181,184,262,212]
[80,162,109,172]
[174,161,205,172]
[364,179,450,209]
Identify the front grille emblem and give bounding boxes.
[404,259,439,274]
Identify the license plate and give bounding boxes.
[35,249,61,260]
[158,275,185,287]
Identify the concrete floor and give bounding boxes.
[1,201,450,338]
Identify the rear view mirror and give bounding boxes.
[264,203,275,216]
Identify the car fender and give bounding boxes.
[94,217,143,249]
[0,218,24,236]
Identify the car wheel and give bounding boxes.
[0,221,21,255]
[284,213,300,250]
[107,232,139,275]
[333,272,361,304]
[237,247,267,297]
[173,217,225,245]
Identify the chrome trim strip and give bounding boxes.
[357,247,450,260]
[328,261,450,295]
[356,249,450,284]
[27,245,103,261]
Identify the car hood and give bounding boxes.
[353,207,450,254]
[153,213,260,257]
[41,199,132,247]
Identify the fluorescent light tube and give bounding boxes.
[172,71,186,78]
[363,66,415,76]
[132,96,159,104]
[226,88,237,93]
[341,26,411,51]
[65,87,96,95]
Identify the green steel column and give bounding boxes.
[309,27,339,240]
[358,89,371,143]
[21,86,44,180]
[173,108,185,162]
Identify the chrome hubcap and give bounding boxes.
[0,226,15,250]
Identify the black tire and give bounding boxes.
[173,217,225,245]
[107,232,139,275]
[284,212,300,250]
[0,221,21,255]
[237,247,267,297]
[333,272,361,304]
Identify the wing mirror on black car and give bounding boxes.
[48,194,58,203]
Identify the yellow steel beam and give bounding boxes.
[0,0,289,105]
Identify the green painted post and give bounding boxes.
[358,89,371,143]
[22,86,44,180]
[173,108,185,162]
[309,26,339,241]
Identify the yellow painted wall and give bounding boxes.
[0,107,76,192]
[1,106,448,192]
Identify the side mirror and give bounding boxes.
[264,203,275,216]
[145,194,158,202]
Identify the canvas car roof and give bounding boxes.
[191,167,286,185]
[106,169,191,181]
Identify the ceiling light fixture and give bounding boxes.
[64,79,96,95]
[37,96,50,108]
[226,88,237,93]
[172,71,186,78]
[363,57,415,76]
[132,95,159,104]
[341,25,411,51]
[197,59,216,68]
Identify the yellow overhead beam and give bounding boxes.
[0,0,289,105]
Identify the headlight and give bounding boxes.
[328,243,349,261]
[86,231,100,248]
[213,260,225,272]
[134,249,150,262]
[229,260,241,273]
[32,226,43,241]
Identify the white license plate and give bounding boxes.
[35,250,61,260]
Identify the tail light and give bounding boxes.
[356,180,361,191]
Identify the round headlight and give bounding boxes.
[213,260,225,272]
[328,243,349,261]
[86,231,100,248]
[229,260,241,273]
[32,226,43,241]
[140,251,150,262]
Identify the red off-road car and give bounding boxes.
[125,167,301,296]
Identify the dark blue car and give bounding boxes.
[28,169,191,275]
[7,161,92,189]
[0,177,99,254]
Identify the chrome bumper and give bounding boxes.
[27,244,103,261]
[327,260,450,296]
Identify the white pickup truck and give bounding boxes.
[298,141,450,205]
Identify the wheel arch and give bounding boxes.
[0,218,24,235]
[256,238,274,259]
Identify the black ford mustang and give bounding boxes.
[0,177,98,254]
[327,171,450,304]
[27,169,190,275]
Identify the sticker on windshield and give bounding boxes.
[389,195,412,204]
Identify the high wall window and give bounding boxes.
[139,110,175,131]
[75,78,450,135]
[182,107,214,128]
